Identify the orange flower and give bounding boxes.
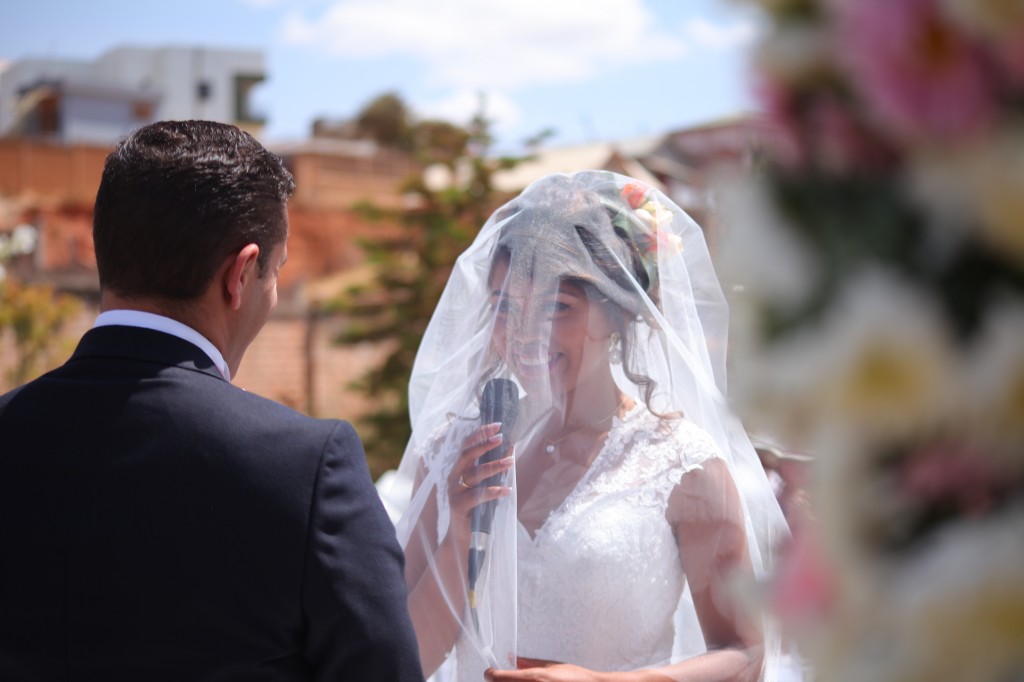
[621,183,649,209]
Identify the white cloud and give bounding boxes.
[414,89,522,130]
[682,17,759,50]
[280,0,686,89]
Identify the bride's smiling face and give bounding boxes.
[488,257,615,395]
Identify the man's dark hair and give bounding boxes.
[93,120,296,300]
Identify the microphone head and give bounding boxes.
[481,378,519,428]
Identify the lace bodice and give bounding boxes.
[454,404,721,680]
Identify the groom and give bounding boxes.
[0,121,423,681]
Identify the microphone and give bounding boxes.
[468,378,519,596]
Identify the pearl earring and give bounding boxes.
[609,332,622,364]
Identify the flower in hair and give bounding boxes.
[619,182,683,258]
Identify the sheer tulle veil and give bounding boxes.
[385,170,789,680]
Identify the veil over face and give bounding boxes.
[389,171,788,680]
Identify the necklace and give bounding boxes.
[543,396,629,454]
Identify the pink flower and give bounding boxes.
[770,523,837,627]
[995,26,1024,85]
[806,90,900,171]
[756,71,899,171]
[833,0,999,143]
[755,72,809,168]
[899,442,1001,516]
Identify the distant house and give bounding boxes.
[491,135,666,194]
[0,46,266,144]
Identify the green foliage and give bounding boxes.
[0,279,81,388]
[354,92,414,151]
[333,96,522,477]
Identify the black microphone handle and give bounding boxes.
[467,428,509,590]
[468,379,519,590]
[470,424,512,534]
[471,378,519,535]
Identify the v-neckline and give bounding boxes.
[516,403,640,543]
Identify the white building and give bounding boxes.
[0,46,266,144]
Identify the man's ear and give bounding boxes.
[224,243,260,311]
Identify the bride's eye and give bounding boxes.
[546,298,574,318]
[492,296,513,315]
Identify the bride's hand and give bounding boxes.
[484,661,608,682]
[447,422,513,523]
[485,659,673,682]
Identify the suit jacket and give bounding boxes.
[0,326,424,681]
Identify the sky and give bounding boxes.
[0,0,766,154]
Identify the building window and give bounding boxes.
[234,73,267,125]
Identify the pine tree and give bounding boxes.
[332,97,522,477]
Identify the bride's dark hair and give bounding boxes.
[572,224,669,421]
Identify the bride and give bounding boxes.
[387,171,788,681]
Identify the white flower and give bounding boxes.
[810,506,1024,682]
[884,506,1024,681]
[797,502,1024,682]
[717,178,820,311]
[964,300,1024,453]
[960,125,1024,265]
[943,0,1024,37]
[814,270,958,443]
[754,18,833,84]
[635,199,672,232]
[736,269,957,447]
[730,316,841,446]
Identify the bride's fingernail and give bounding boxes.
[500,456,514,467]
[487,432,504,444]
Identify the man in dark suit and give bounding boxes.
[0,120,424,681]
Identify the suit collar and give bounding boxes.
[70,326,227,381]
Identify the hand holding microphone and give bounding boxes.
[467,378,519,594]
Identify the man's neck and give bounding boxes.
[100,292,226,360]
[100,288,208,331]
[98,292,235,380]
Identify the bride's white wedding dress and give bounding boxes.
[453,404,721,681]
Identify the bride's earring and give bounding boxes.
[609,332,622,365]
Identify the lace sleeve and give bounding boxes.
[665,419,723,485]
[591,411,725,508]
[635,420,724,510]
[417,417,478,544]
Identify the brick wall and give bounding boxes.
[0,138,410,432]
[0,140,107,205]
[234,311,396,420]
[0,301,394,429]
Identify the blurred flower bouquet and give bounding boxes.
[720,0,1024,680]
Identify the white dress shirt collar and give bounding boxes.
[93,309,231,381]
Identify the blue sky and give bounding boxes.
[1,0,765,153]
